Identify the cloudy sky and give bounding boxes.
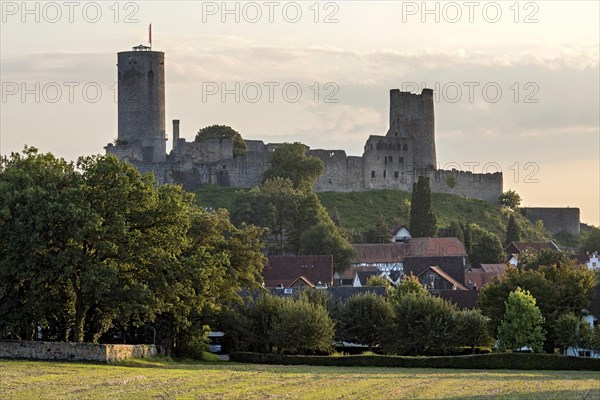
[1,1,599,225]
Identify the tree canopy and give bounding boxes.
[232,177,355,272]
[195,125,247,158]
[263,142,324,193]
[505,214,521,246]
[409,176,437,238]
[497,287,546,352]
[469,226,505,266]
[0,148,265,355]
[499,190,522,210]
[479,254,596,352]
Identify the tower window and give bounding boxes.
[389,156,393,163]
[403,143,408,151]
[399,157,404,163]
[371,171,376,178]
[383,170,387,178]
[384,156,387,164]
[394,171,399,178]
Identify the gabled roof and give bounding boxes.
[289,276,316,288]
[263,255,333,288]
[352,237,466,264]
[355,271,380,285]
[404,255,466,284]
[504,241,561,254]
[391,224,410,236]
[418,266,468,290]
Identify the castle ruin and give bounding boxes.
[106,45,503,202]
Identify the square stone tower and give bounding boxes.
[387,89,436,169]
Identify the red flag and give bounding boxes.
[149,23,152,45]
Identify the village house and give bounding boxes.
[504,241,561,267]
[262,255,333,289]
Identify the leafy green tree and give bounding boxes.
[389,274,429,304]
[505,214,521,246]
[299,222,356,273]
[271,298,334,354]
[553,312,596,355]
[382,292,458,355]
[233,177,355,272]
[581,227,600,253]
[409,176,437,237]
[499,190,521,210]
[337,292,393,351]
[454,309,491,353]
[497,287,546,352]
[195,125,247,157]
[293,289,332,311]
[517,248,571,271]
[469,227,504,266]
[462,223,473,255]
[366,275,391,288]
[263,142,324,193]
[444,221,464,242]
[479,260,595,352]
[0,148,266,354]
[365,216,391,243]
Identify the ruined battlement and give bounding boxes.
[106,46,503,203]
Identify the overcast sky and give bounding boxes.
[1,1,599,225]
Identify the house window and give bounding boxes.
[403,143,408,151]
[394,171,399,178]
[371,171,375,178]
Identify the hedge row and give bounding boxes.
[230,352,600,371]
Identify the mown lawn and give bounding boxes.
[1,358,599,399]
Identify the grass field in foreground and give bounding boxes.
[1,359,600,400]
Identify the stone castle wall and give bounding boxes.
[0,340,157,363]
[521,207,580,235]
[106,78,503,202]
[429,169,503,203]
[154,136,503,202]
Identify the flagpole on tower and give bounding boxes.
[149,23,152,49]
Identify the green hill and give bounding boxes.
[194,185,550,242]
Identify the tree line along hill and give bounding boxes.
[194,185,552,244]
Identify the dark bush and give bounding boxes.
[229,352,600,371]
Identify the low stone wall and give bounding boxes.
[0,340,157,363]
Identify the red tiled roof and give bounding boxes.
[352,237,466,263]
[465,264,508,289]
[263,255,333,288]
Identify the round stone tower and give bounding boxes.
[117,45,166,162]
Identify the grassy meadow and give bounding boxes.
[1,358,599,399]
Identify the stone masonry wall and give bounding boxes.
[521,207,581,235]
[0,340,157,363]
[428,169,503,204]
